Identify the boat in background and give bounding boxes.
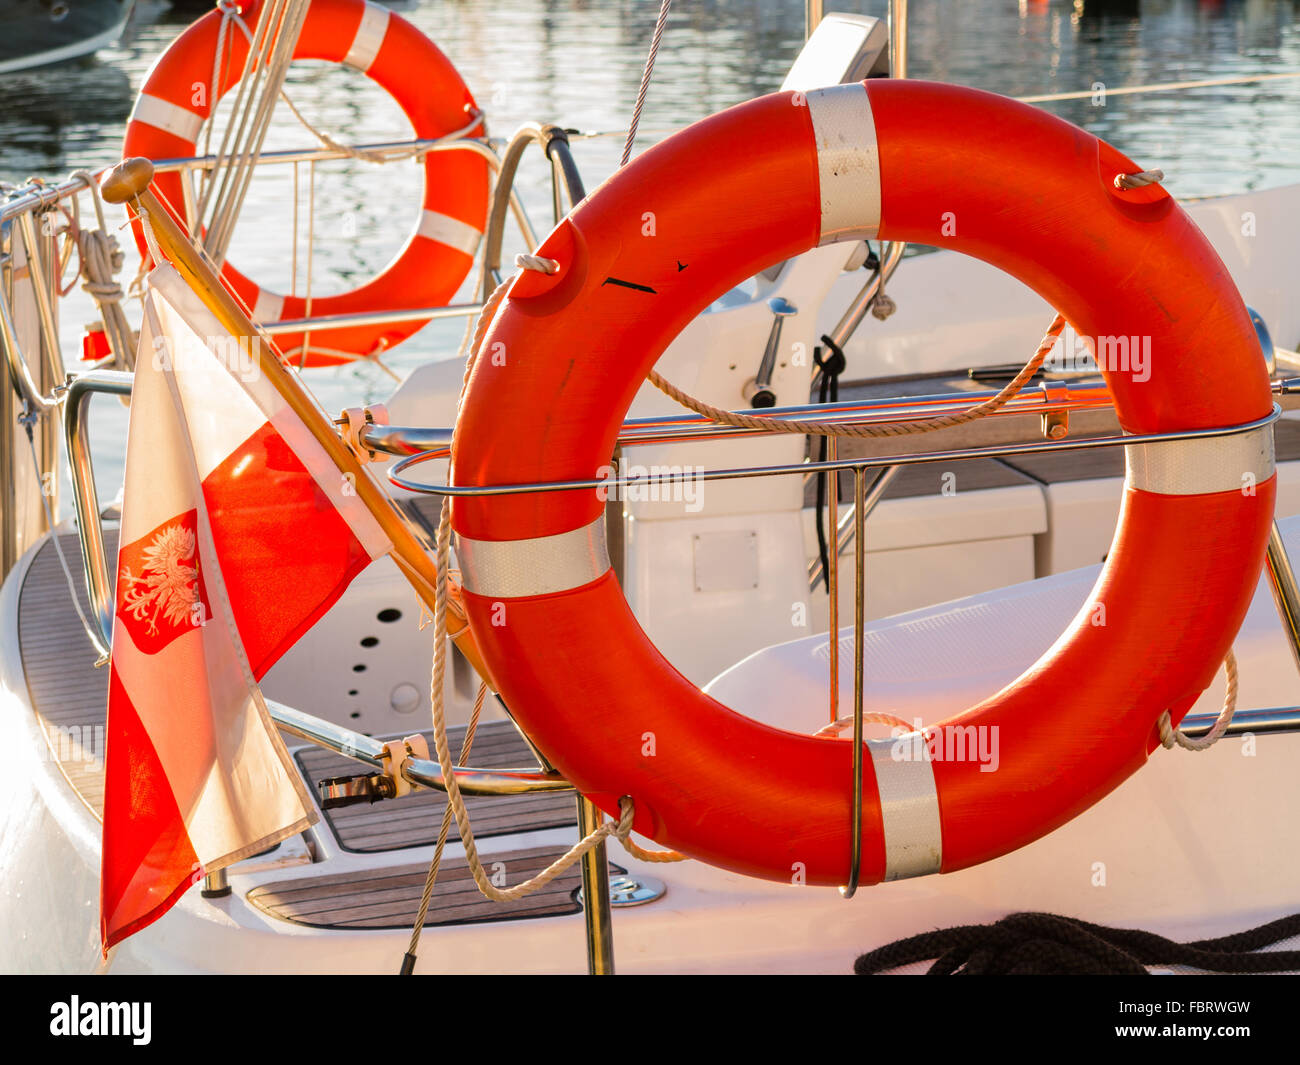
[0,0,135,74]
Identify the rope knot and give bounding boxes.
[614,796,638,840]
[870,291,897,320]
[515,253,560,275]
[1115,168,1165,190]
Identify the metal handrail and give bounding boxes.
[481,124,586,298]
[152,134,489,172]
[269,701,572,795]
[32,100,1300,907]
[0,135,540,354]
[0,248,58,412]
[157,135,540,257]
[384,400,1294,900]
[50,359,1300,909]
[359,380,1118,460]
[0,172,95,224]
[388,406,1282,497]
[0,203,83,412]
[259,300,485,337]
[62,369,131,655]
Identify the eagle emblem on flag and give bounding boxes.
[116,510,210,653]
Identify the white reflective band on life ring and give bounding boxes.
[418,209,484,257]
[343,0,390,72]
[867,735,943,880]
[252,288,285,324]
[1125,423,1274,495]
[804,83,881,246]
[457,518,610,599]
[130,94,203,142]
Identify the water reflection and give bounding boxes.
[5,0,1297,488]
[4,1,1299,191]
[0,59,132,179]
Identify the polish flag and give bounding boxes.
[101,264,391,953]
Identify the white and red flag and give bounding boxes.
[101,264,391,952]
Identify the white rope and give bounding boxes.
[649,314,1066,438]
[201,0,242,172]
[135,204,166,272]
[1115,169,1164,190]
[278,95,489,166]
[426,498,679,902]
[404,680,487,966]
[1158,650,1238,752]
[400,266,685,919]
[423,282,649,901]
[279,92,393,165]
[194,0,276,243]
[199,0,309,266]
[514,253,559,274]
[813,711,917,739]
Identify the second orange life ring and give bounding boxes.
[450,81,1275,887]
[124,0,489,366]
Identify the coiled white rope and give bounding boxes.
[1114,168,1164,190]
[403,679,487,968]
[399,262,684,970]
[514,252,559,275]
[67,171,135,369]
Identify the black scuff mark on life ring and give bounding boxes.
[603,276,657,294]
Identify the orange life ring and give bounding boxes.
[124,0,488,366]
[451,81,1275,886]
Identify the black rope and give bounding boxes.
[812,336,847,593]
[855,911,1300,975]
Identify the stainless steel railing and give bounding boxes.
[385,399,1300,898]
[1,132,539,360]
[14,76,1300,955]
[163,136,537,339]
[388,407,1283,496]
[61,369,131,657]
[361,381,1118,459]
[31,205,1300,908]
[0,120,557,578]
[43,309,1300,965]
